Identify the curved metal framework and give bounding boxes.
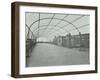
[33,25,69,33]
[26,13,89,40]
[26,24,35,39]
[29,17,80,33]
[46,24,89,37]
[34,27,67,37]
[26,25,67,37]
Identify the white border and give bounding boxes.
[19,6,95,74]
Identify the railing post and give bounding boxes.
[79,32,82,50]
[68,33,71,48]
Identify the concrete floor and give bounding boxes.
[26,43,89,67]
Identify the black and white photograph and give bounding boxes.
[11,2,97,78]
[25,12,90,67]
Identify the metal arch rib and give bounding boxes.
[34,27,65,37]
[47,24,89,37]
[41,14,69,35]
[32,25,69,33]
[26,24,35,39]
[45,15,84,35]
[33,25,68,37]
[29,17,80,33]
[26,24,66,38]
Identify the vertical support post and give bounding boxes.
[27,28,30,39]
[68,33,72,48]
[79,32,82,50]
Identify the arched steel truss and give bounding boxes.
[29,17,80,33]
[26,13,89,39]
[42,15,84,35]
[46,24,89,37]
[32,23,89,37]
[26,25,68,37]
[34,27,67,37]
[33,25,69,33]
[26,23,89,39]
